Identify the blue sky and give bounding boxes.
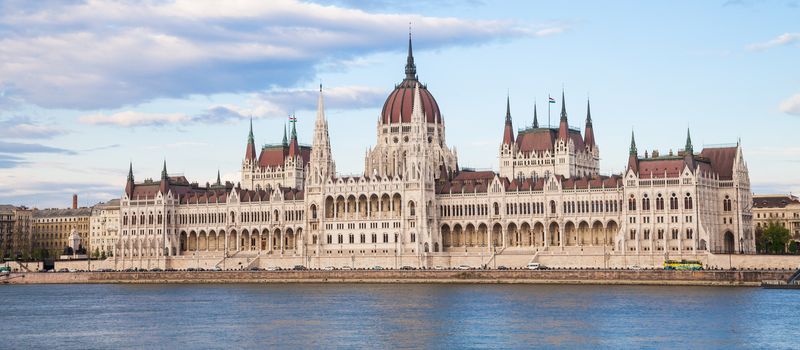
[0,0,798,208]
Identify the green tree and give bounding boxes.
[100,251,107,259]
[759,222,791,254]
[92,248,100,259]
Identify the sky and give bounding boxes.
[0,0,799,208]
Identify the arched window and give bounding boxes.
[628,195,637,211]
[642,194,650,211]
[723,195,732,212]
[550,200,557,214]
[310,204,318,219]
[684,193,693,210]
[493,202,500,216]
[670,193,678,210]
[656,193,664,210]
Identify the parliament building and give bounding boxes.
[113,37,754,269]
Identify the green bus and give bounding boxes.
[664,259,703,271]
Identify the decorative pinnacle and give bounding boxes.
[127,162,134,181]
[282,123,288,146]
[505,94,511,122]
[629,130,638,156]
[560,89,567,120]
[685,128,693,155]
[533,101,539,128]
[586,98,592,126]
[216,170,221,185]
[161,160,168,179]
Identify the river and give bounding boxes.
[0,284,796,349]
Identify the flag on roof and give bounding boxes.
[548,96,556,104]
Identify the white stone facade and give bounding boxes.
[112,38,754,268]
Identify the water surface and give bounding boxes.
[1,284,796,349]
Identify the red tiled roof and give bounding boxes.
[515,128,585,153]
[257,145,311,168]
[699,146,737,180]
[381,79,441,124]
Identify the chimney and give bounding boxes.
[72,194,78,209]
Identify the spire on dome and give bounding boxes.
[405,29,417,80]
[533,101,539,128]
[584,98,596,150]
[127,162,134,182]
[629,130,637,156]
[161,160,168,180]
[502,95,514,145]
[558,89,569,141]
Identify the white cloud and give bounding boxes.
[747,32,800,51]
[79,111,192,127]
[0,116,69,139]
[0,0,562,110]
[779,94,800,116]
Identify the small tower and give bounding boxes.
[584,99,596,151]
[502,95,515,146]
[159,160,169,194]
[558,90,569,142]
[627,131,639,174]
[125,162,135,198]
[533,102,539,128]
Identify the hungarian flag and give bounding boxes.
[289,115,297,122]
[548,96,556,104]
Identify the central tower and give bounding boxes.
[365,33,458,180]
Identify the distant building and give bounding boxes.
[32,195,91,258]
[0,205,33,259]
[753,194,800,240]
[90,199,120,257]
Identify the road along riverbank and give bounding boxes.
[3,269,795,286]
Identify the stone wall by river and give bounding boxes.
[4,269,795,286]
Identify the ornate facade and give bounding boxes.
[114,36,754,268]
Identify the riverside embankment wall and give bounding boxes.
[4,269,795,286]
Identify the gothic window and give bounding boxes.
[657,229,664,240]
[686,229,693,239]
[372,234,377,243]
[628,195,637,211]
[670,193,678,210]
[630,230,636,240]
[550,201,557,214]
[642,194,650,211]
[723,195,732,212]
[656,194,664,210]
[684,193,693,210]
[671,229,679,240]
[494,202,500,216]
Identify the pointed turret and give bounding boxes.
[684,128,693,155]
[533,102,539,128]
[288,116,299,158]
[627,131,639,174]
[584,99,596,150]
[683,128,695,171]
[159,160,169,194]
[558,90,569,141]
[405,31,416,80]
[502,95,514,145]
[125,162,135,197]
[245,118,256,161]
[216,170,222,186]
[310,85,335,183]
[282,123,288,146]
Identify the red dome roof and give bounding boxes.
[381,79,441,124]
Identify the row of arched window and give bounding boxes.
[628,193,693,211]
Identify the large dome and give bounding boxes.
[380,35,442,125]
[381,79,441,124]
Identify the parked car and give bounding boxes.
[433,265,445,270]
[150,268,163,272]
[186,267,196,272]
[370,266,384,270]
[211,266,222,271]
[249,266,260,271]
[323,266,336,271]
[630,265,642,270]
[497,265,509,270]
[292,265,307,271]
[67,268,78,273]
[527,262,542,270]
[457,265,471,270]
[340,266,352,270]
[265,266,280,271]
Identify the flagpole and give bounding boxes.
[548,94,551,128]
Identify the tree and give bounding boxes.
[93,248,100,259]
[100,251,107,259]
[759,222,791,254]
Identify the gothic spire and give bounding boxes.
[533,101,539,128]
[216,169,221,186]
[558,89,569,141]
[405,30,417,80]
[125,162,135,197]
[159,159,169,194]
[161,160,168,180]
[627,130,639,173]
[282,123,288,146]
[584,98,596,150]
[291,115,298,141]
[502,95,514,145]
[685,128,693,155]
[244,118,256,160]
[127,162,134,182]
